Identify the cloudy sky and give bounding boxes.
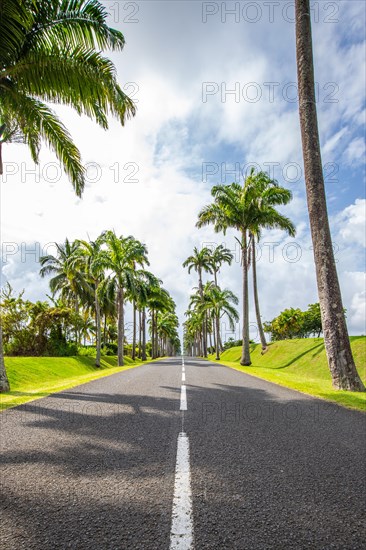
[1,0,365,340]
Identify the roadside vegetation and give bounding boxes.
[209,337,366,412]
[0,355,153,411]
[184,167,365,393]
[0,230,180,394]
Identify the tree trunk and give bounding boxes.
[295,0,364,390]
[219,332,224,353]
[103,315,107,349]
[198,268,207,357]
[214,268,218,287]
[95,290,101,368]
[215,310,220,360]
[117,287,124,366]
[138,309,142,358]
[240,230,251,365]
[208,323,213,351]
[0,323,10,392]
[213,320,217,352]
[251,237,267,352]
[132,301,136,361]
[141,308,147,361]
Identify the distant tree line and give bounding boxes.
[0,231,180,366]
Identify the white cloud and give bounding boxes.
[1,1,365,339]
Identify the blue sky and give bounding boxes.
[1,0,365,338]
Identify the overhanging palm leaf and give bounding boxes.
[0,0,135,194]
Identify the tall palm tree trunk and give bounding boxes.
[132,301,136,360]
[198,270,207,357]
[95,291,101,368]
[138,309,142,358]
[215,310,221,360]
[213,269,218,287]
[208,324,213,350]
[141,307,147,360]
[295,0,364,391]
[251,237,267,351]
[241,230,251,365]
[0,323,10,392]
[117,287,124,366]
[212,319,217,352]
[103,315,107,349]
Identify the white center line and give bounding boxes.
[169,432,194,549]
[180,385,187,411]
[182,372,186,382]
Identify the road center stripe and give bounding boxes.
[182,372,186,382]
[180,385,187,411]
[169,432,194,549]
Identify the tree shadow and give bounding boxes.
[0,363,365,549]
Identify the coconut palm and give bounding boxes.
[73,237,106,367]
[0,0,135,391]
[208,245,234,287]
[0,0,135,192]
[183,247,212,357]
[183,310,203,357]
[247,171,296,352]
[197,172,295,366]
[157,311,179,357]
[101,231,149,366]
[295,0,364,391]
[204,285,239,361]
[127,269,160,360]
[147,286,173,359]
[39,239,90,342]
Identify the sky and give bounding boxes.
[1,0,365,341]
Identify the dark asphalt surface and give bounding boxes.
[1,357,365,549]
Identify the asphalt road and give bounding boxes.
[1,357,365,549]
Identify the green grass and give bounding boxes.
[0,355,155,411]
[209,337,366,412]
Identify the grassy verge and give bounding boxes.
[0,355,156,411]
[209,337,366,412]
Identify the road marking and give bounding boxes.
[170,432,194,549]
[182,366,185,373]
[182,372,186,382]
[180,385,187,411]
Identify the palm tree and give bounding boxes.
[247,171,296,352]
[183,247,212,357]
[0,0,135,391]
[197,173,295,366]
[204,285,239,361]
[295,0,364,391]
[184,310,203,357]
[40,239,89,343]
[157,311,179,357]
[73,237,106,367]
[127,269,160,360]
[101,231,149,366]
[0,0,135,192]
[208,245,234,287]
[147,286,173,359]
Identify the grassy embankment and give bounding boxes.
[0,355,155,411]
[209,336,366,411]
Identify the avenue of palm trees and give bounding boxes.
[39,230,180,368]
[0,0,364,393]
